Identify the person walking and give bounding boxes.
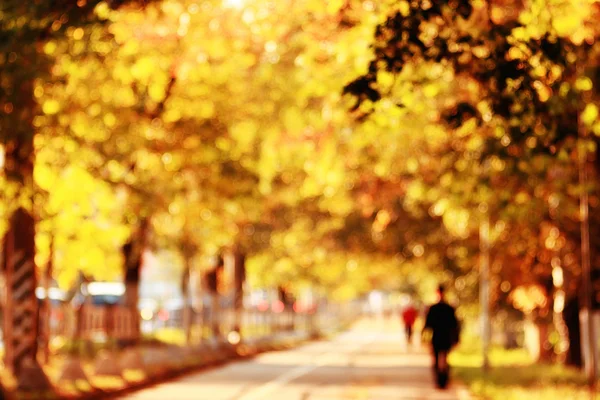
[401,302,418,345]
[423,284,459,389]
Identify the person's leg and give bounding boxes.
[438,350,447,370]
[437,348,450,389]
[432,347,440,376]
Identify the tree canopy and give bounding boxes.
[1,0,599,314]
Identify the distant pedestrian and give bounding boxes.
[401,303,418,344]
[423,285,459,389]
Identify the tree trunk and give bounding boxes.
[211,292,221,339]
[1,234,11,370]
[40,235,54,364]
[181,260,192,345]
[3,127,54,393]
[73,303,85,355]
[4,208,53,390]
[211,254,224,339]
[122,217,149,346]
[564,296,583,367]
[277,285,294,331]
[539,322,552,362]
[230,249,246,336]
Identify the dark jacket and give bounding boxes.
[424,301,459,350]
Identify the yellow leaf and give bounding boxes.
[423,84,439,98]
[306,0,326,14]
[515,192,530,204]
[553,8,588,38]
[282,107,304,134]
[535,82,551,102]
[95,1,110,19]
[593,122,600,137]
[398,0,410,16]
[239,53,257,68]
[511,27,529,41]
[44,41,57,55]
[456,118,477,137]
[42,99,61,115]
[113,64,134,85]
[34,165,56,191]
[163,108,181,123]
[198,101,215,118]
[406,158,418,173]
[131,57,155,82]
[148,83,166,102]
[466,135,483,151]
[582,104,598,126]
[377,71,395,89]
[326,0,344,14]
[407,181,425,200]
[576,77,593,91]
[230,120,258,151]
[206,39,229,60]
[103,113,116,127]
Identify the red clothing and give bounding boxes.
[402,306,417,326]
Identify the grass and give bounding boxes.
[451,336,592,400]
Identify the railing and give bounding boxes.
[40,303,358,346]
[24,300,362,394]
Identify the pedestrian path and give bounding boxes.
[119,317,469,400]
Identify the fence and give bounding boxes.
[40,302,357,346]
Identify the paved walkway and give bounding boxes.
[119,318,469,400]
